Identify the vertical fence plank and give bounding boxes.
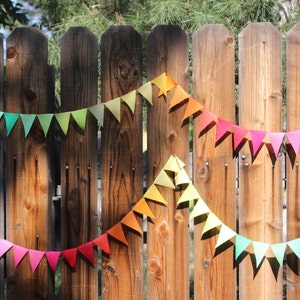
[5,28,54,299]
[60,27,98,299]
[192,24,236,299]
[101,25,143,299]
[286,23,300,299]
[238,23,283,299]
[147,25,189,300]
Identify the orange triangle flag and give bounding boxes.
[182,98,203,121]
[133,198,155,220]
[169,85,190,109]
[107,222,128,245]
[121,211,142,233]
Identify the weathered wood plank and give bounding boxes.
[238,23,283,299]
[60,27,98,299]
[5,28,55,299]
[192,24,236,299]
[100,25,143,300]
[146,25,189,300]
[286,23,300,299]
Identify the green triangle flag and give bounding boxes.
[202,212,222,235]
[153,169,175,189]
[4,112,19,136]
[20,114,36,137]
[89,103,104,128]
[105,97,121,122]
[71,108,87,131]
[252,241,269,267]
[138,81,152,105]
[235,234,252,260]
[270,242,286,266]
[37,114,54,137]
[55,112,71,135]
[121,90,136,114]
[177,183,200,206]
[288,238,300,258]
[215,224,236,248]
[189,198,210,220]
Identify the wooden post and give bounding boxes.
[100,26,143,299]
[146,25,189,300]
[192,24,236,299]
[5,28,55,299]
[286,23,300,299]
[238,23,283,299]
[60,27,98,299]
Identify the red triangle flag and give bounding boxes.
[13,245,28,268]
[199,109,217,134]
[182,98,203,121]
[107,222,128,245]
[233,125,249,151]
[268,132,285,157]
[216,118,232,144]
[121,211,142,233]
[62,248,77,269]
[29,249,45,272]
[286,131,300,155]
[78,242,95,265]
[0,239,13,257]
[46,251,61,273]
[250,130,266,157]
[93,233,111,255]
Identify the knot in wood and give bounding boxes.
[7,47,17,59]
[198,163,209,181]
[174,211,183,223]
[25,89,37,102]
[225,36,234,44]
[167,130,177,142]
[158,221,169,238]
[148,256,162,279]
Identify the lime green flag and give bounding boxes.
[89,103,104,128]
[138,81,152,105]
[37,114,54,137]
[121,90,136,114]
[20,114,36,137]
[104,97,121,122]
[4,112,19,136]
[55,112,70,135]
[71,108,87,131]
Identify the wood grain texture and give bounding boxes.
[286,23,300,299]
[5,28,55,299]
[192,24,236,300]
[60,27,98,299]
[238,23,283,299]
[146,25,189,300]
[100,26,143,300]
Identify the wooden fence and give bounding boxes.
[0,22,300,299]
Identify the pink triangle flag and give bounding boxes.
[29,249,45,272]
[93,233,111,255]
[0,239,13,257]
[78,241,94,265]
[286,131,300,156]
[268,132,285,157]
[233,125,249,151]
[46,251,61,273]
[62,248,77,269]
[13,245,28,268]
[250,130,266,157]
[199,109,217,134]
[216,118,232,144]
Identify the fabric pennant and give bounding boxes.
[252,241,269,267]
[105,97,121,122]
[235,234,252,260]
[174,168,191,186]
[163,155,182,173]
[270,243,286,267]
[216,118,232,144]
[250,130,266,157]
[151,73,177,96]
[20,114,36,137]
[4,112,19,136]
[78,241,94,265]
[268,132,285,157]
[154,169,175,189]
[189,198,211,220]
[45,251,61,273]
[174,156,186,169]
[13,245,28,268]
[121,210,142,233]
[199,109,217,134]
[37,114,54,137]
[286,131,300,156]
[288,238,300,258]
[121,90,137,114]
[107,222,128,245]
[202,212,222,235]
[215,224,236,248]
[89,103,104,128]
[0,239,13,257]
[71,108,88,131]
[62,248,77,269]
[143,184,168,205]
[0,111,3,120]
[55,112,71,135]
[177,183,201,206]
[233,125,249,151]
[29,249,45,272]
[138,81,152,105]
[182,98,203,121]
[93,233,111,255]
[132,197,155,220]
[169,85,190,109]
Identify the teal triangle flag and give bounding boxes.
[4,112,19,136]
[71,108,87,131]
[37,114,54,137]
[20,114,36,137]
[55,112,71,135]
[252,241,269,267]
[270,242,286,266]
[89,103,104,128]
[0,112,4,120]
[288,238,300,258]
[235,234,251,260]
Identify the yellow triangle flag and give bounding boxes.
[138,81,152,104]
[174,168,190,186]
[121,90,137,114]
[189,198,211,220]
[121,211,142,233]
[151,73,177,96]
[154,169,175,189]
[105,97,121,122]
[202,212,222,235]
[163,155,182,173]
[169,85,190,109]
[177,183,200,206]
[143,184,167,205]
[133,198,155,220]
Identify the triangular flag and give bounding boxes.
[189,198,211,219]
[121,90,136,114]
[62,248,77,269]
[182,98,203,121]
[89,103,104,128]
[268,132,285,157]
[252,241,269,267]
[138,81,152,105]
[71,108,87,131]
[107,222,128,245]
[45,251,61,273]
[169,85,190,109]
[174,168,191,186]
[288,238,300,258]
[55,112,71,135]
[163,155,184,173]
[121,211,142,233]
[132,198,155,220]
[93,233,111,255]
[199,109,217,134]
[105,97,121,122]
[20,114,36,137]
[286,131,300,156]
[202,212,222,235]
[0,111,3,119]
[143,184,168,205]
[270,242,286,266]
[0,239,13,257]
[4,112,19,136]
[177,183,200,206]
[216,118,232,144]
[37,114,54,137]
[153,169,175,189]
[78,241,94,265]
[233,125,248,151]
[215,224,236,248]
[235,234,252,260]
[13,245,28,268]
[250,130,266,157]
[29,249,45,272]
[174,156,186,169]
[151,73,177,96]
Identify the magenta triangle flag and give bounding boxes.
[0,239,13,257]
[29,249,45,272]
[216,118,232,143]
[233,125,248,151]
[268,132,285,157]
[250,130,266,157]
[93,233,111,255]
[199,109,217,134]
[78,241,94,265]
[46,251,61,273]
[62,248,77,269]
[286,131,300,155]
[13,245,28,268]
